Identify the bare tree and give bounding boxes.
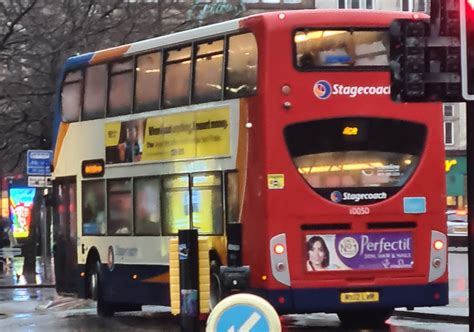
[0,0,244,277]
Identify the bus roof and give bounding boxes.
[63,9,428,71]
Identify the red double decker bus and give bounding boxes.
[239,10,447,325]
[53,9,447,327]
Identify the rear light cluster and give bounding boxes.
[428,231,447,282]
[269,234,291,286]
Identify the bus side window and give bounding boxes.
[191,173,224,235]
[83,64,107,120]
[225,33,258,99]
[134,177,161,235]
[108,59,134,117]
[61,70,82,122]
[193,39,224,104]
[135,52,162,113]
[107,178,133,235]
[163,46,192,108]
[82,180,106,235]
[162,175,190,235]
[226,172,240,223]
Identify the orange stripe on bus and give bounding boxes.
[91,45,131,64]
[141,272,170,283]
[53,123,69,168]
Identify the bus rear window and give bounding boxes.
[284,118,426,190]
[294,29,389,69]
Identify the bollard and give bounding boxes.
[178,229,199,332]
[226,223,242,267]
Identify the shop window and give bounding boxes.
[107,178,133,235]
[444,121,454,145]
[134,177,161,235]
[444,104,454,117]
[82,180,106,235]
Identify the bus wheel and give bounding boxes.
[209,260,223,310]
[337,309,393,328]
[88,260,115,317]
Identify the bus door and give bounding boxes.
[53,178,78,294]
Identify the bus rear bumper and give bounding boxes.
[253,282,449,314]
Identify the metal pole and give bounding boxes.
[178,229,199,332]
[467,100,474,331]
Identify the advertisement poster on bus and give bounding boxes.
[9,187,36,239]
[104,107,230,164]
[304,233,413,272]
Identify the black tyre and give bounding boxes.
[209,260,223,310]
[337,308,393,328]
[88,260,115,317]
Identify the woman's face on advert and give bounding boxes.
[309,240,325,266]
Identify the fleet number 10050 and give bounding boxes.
[349,207,370,215]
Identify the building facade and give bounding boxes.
[444,103,467,210]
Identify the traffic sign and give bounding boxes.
[27,150,52,176]
[28,176,52,188]
[206,293,281,332]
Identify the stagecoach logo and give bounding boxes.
[313,80,391,99]
[338,237,359,258]
[334,191,388,203]
[330,190,343,203]
[313,80,332,100]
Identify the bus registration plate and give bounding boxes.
[340,292,379,303]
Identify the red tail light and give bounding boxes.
[433,240,444,250]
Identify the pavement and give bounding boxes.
[0,256,55,288]
[0,255,470,324]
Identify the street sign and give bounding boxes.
[27,150,52,176]
[28,176,52,188]
[206,293,281,332]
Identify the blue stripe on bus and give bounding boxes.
[252,283,449,314]
[77,262,448,314]
[78,263,170,306]
[52,53,94,150]
[63,53,95,71]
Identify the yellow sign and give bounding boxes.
[267,174,285,189]
[445,159,458,172]
[105,107,231,164]
[142,107,230,162]
[105,122,122,147]
[340,291,379,303]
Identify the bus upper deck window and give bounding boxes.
[61,70,82,122]
[225,33,257,99]
[163,47,191,108]
[193,39,224,104]
[135,52,161,113]
[108,59,133,117]
[295,29,389,70]
[83,64,107,120]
